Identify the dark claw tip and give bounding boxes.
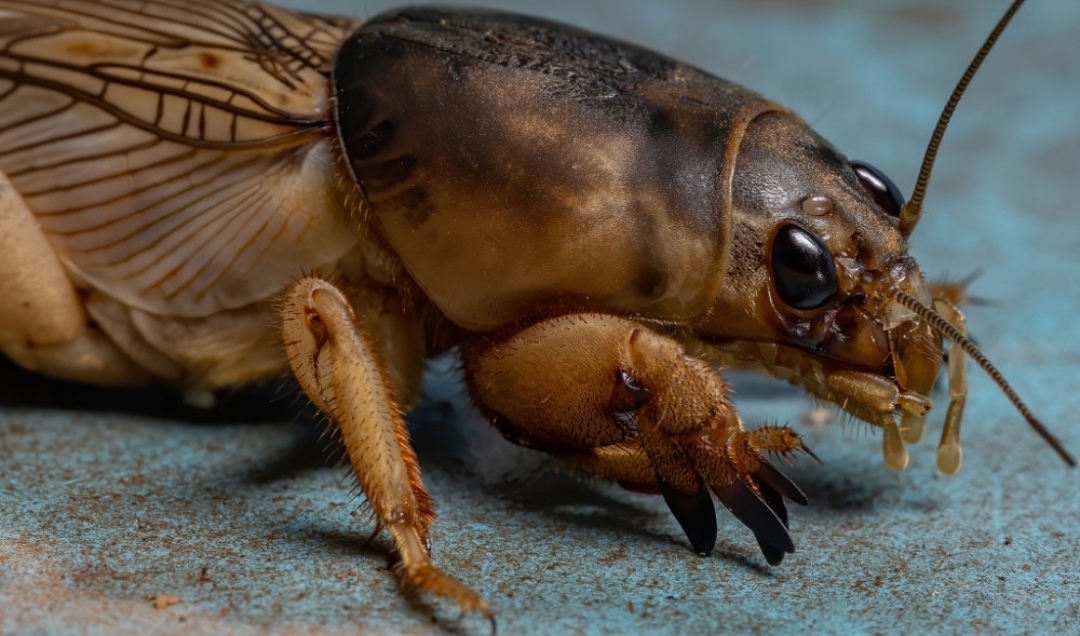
[753,476,790,565]
[755,461,808,507]
[756,536,787,566]
[659,478,717,557]
[713,478,794,556]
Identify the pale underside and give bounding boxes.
[0,0,363,321]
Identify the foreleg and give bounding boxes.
[462,314,812,564]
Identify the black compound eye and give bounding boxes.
[851,160,904,218]
[770,224,839,310]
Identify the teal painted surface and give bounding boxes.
[2,1,1079,634]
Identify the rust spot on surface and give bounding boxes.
[147,594,180,609]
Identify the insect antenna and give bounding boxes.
[892,289,1075,467]
[899,0,1027,237]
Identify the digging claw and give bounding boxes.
[658,478,717,556]
[753,461,808,507]
[712,477,794,560]
[755,535,788,566]
[752,474,790,565]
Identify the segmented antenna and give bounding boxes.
[899,0,1027,237]
[893,290,1076,467]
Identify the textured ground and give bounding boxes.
[2,1,1079,634]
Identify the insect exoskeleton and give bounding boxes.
[0,0,1069,626]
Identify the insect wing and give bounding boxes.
[0,0,361,317]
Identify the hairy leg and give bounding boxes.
[281,276,490,622]
[462,313,812,564]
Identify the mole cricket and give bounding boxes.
[0,0,1072,625]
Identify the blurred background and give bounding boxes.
[2,1,1078,634]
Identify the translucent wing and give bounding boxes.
[0,0,362,317]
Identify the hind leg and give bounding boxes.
[0,170,145,384]
[281,276,491,623]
